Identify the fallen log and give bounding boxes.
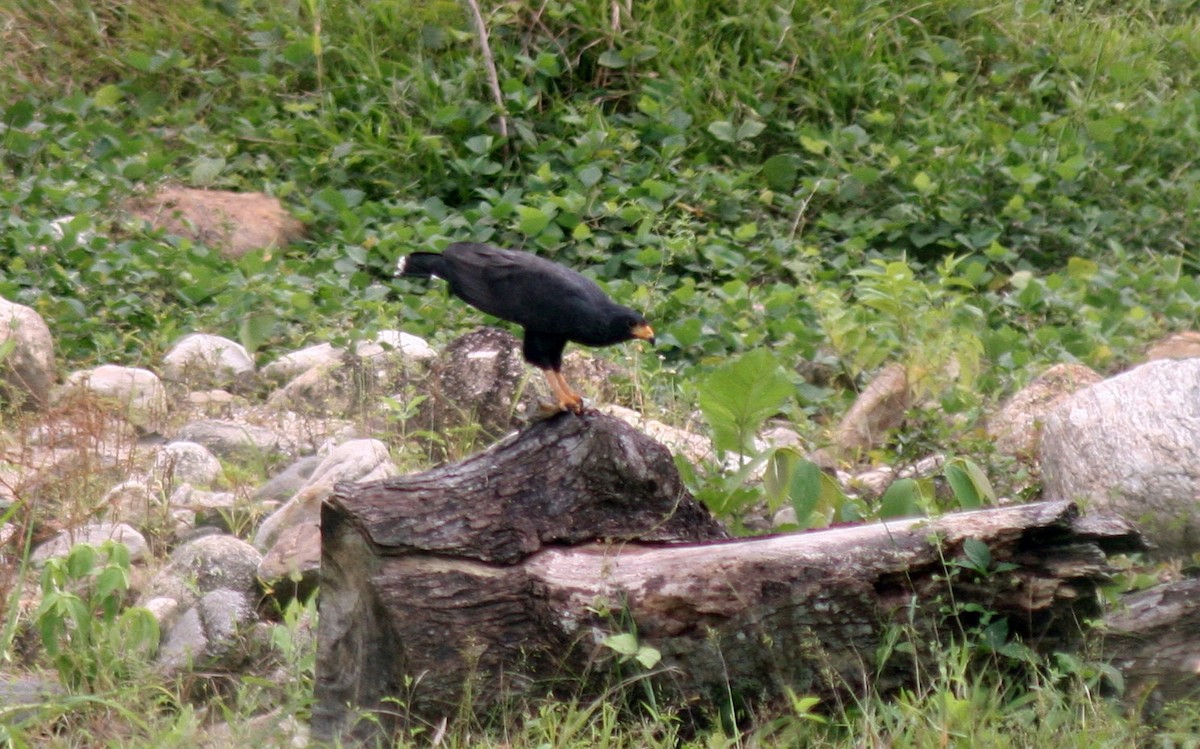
[311,412,1144,745]
[1101,578,1200,714]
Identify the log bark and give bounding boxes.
[1101,578,1200,713]
[312,412,1144,745]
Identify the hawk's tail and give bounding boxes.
[395,252,445,278]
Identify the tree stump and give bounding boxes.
[312,412,1144,745]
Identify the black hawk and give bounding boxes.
[397,242,655,413]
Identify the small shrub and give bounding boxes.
[35,541,159,692]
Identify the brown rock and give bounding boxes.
[830,362,909,459]
[1145,331,1200,362]
[0,298,56,408]
[128,186,304,259]
[257,521,320,603]
[987,363,1102,460]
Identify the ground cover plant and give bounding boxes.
[2,0,1200,745]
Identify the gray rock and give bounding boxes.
[265,359,350,416]
[257,521,320,602]
[61,364,167,432]
[0,675,65,727]
[172,534,262,596]
[143,596,182,629]
[559,350,629,408]
[175,419,282,459]
[772,506,799,528]
[31,522,148,564]
[142,534,262,609]
[169,483,241,533]
[260,342,340,387]
[170,483,237,513]
[158,605,206,673]
[181,388,243,416]
[602,404,743,472]
[1041,359,1200,556]
[200,708,310,749]
[830,362,908,460]
[99,479,161,527]
[254,455,321,504]
[152,440,224,489]
[198,588,257,661]
[1145,330,1200,361]
[254,438,396,551]
[260,333,434,413]
[356,329,435,362]
[163,333,255,388]
[157,588,257,675]
[0,297,56,408]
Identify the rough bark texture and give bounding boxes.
[313,413,1145,746]
[313,411,726,743]
[1102,578,1200,714]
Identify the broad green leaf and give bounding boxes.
[93,84,122,108]
[239,312,277,354]
[66,544,97,579]
[4,99,35,128]
[912,171,934,194]
[118,608,161,655]
[734,222,758,241]
[781,453,831,528]
[945,457,996,509]
[282,41,312,66]
[878,478,923,519]
[698,350,793,454]
[463,134,492,154]
[1086,117,1124,143]
[707,121,736,143]
[190,156,225,186]
[602,632,639,656]
[577,165,603,187]
[124,51,154,72]
[597,49,627,68]
[944,461,981,509]
[1053,154,1089,181]
[736,120,766,141]
[95,566,128,604]
[533,52,560,76]
[634,644,662,669]
[799,135,829,154]
[516,205,553,236]
[762,154,799,191]
[1066,256,1099,280]
[962,537,992,572]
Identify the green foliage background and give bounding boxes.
[0,0,1198,462]
[3,1,1200,744]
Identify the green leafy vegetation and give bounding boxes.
[2,0,1200,745]
[34,541,159,692]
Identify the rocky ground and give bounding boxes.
[2,282,1199,741]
